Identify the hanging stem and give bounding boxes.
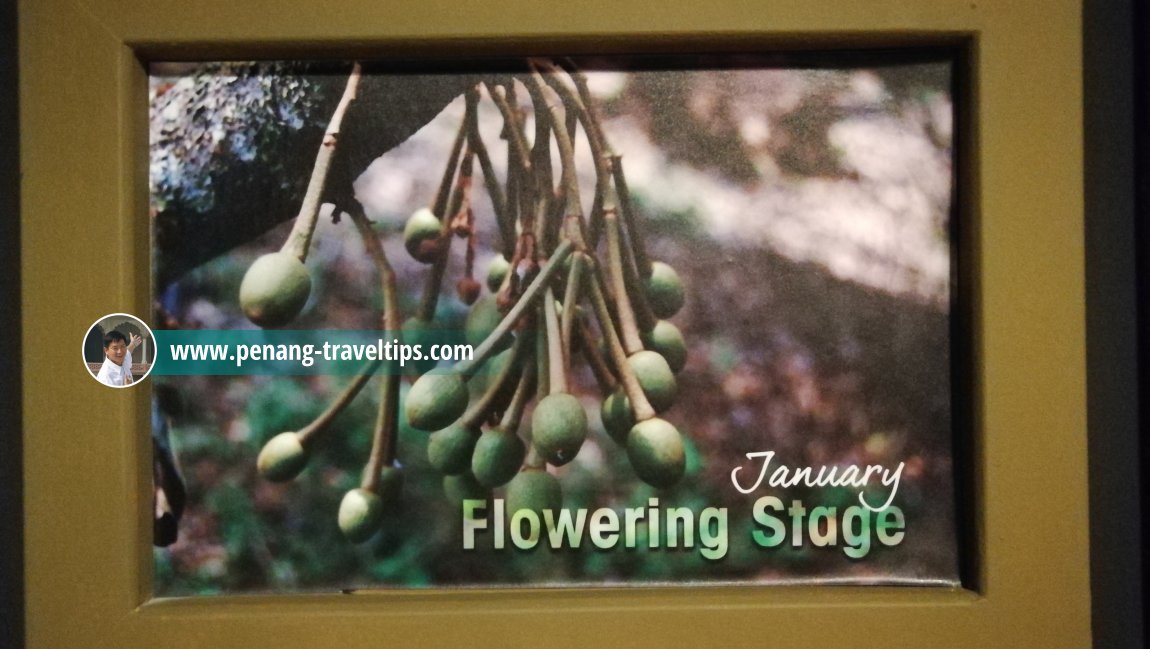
[348,209,402,490]
[500,140,526,302]
[575,312,618,396]
[282,62,362,261]
[456,240,574,379]
[541,192,566,264]
[610,154,653,279]
[532,188,552,263]
[528,67,589,250]
[418,142,474,321]
[363,370,399,491]
[559,252,586,361]
[348,209,400,330]
[552,70,655,327]
[498,80,531,283]
[485,82,533,177]
[433,110,470,220]
[524,75,554,215]
[618,210,658,333]
[460,329,532,429]
[534,306,551,401]
[586,263,656,422]
[563,62,613,168]
[413,105,470,323]
[535,59,613,249]
[501,153,521,265]
[499,359,537,435]
[522,74,556,278]
[560,66,654,278]
[565,106,579,161]
[465,86,513,256]
[524,445,546,470]
[524,313,549,470]
[543,283,566,394]
[605,209,644,354]
[297,359,380,447]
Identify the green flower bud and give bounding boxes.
[257,431,309,482]
[405,370,469,432]
[338,488,383,543]
[505,468,562,517]
[628,350,678,413]
[626,418,685,488]
[599,389,635,445]
[403,207,444,264]
[644,261,685,319]
[642,320,687,374]
[427,423,480,475]
[443,472,490,504]
[531,393,587,466]
[486,255,511,293]
[471,428,526,488]
[239,252,311,328]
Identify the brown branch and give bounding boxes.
[282,63,362,261]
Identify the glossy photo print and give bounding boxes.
[148,54,961,594]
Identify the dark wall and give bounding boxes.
[1083,0,1144,648]
[1,0,23,647]
[1136,0,1150,641]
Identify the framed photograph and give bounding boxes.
[147,52,962,595]
[19,0,1090,646]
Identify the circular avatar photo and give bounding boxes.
[83,313,156,388]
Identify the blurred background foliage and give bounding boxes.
[152,56,958,595]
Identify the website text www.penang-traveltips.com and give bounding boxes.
[168,339,474,368]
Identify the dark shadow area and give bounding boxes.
[1,0,24,647]
[1084,0,1144,647]
[1135,0,1150,643]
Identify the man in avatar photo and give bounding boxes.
[96,330,141,387]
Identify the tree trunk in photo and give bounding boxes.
[153,64,479,288]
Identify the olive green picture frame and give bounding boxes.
[19,1,1088,647]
